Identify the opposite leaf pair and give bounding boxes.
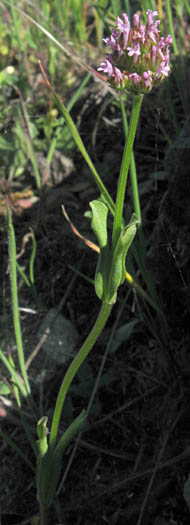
[90,200,139,304]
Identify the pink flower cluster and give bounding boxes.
[98,10,172,94]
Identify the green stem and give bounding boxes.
[16,261,31,288]
[10,0,24,52]
[120,96,142,226]
[129,153,142,225]
[120,98,161,311]
[112,94,143,250]
[29,230,37,285]
[49,302,112,448]
[7,205,30,395]
[26,138,41,190]
[0,349,27,396]
[39,501,48,525]
[166,0,178,55]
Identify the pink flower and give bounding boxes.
[164,48,170,66]
[146,10,160,43]
[138,25,146,44]
[116,13,130,48]
[147,10,158,26]
[98,9,172,94]
[103,34,123,58]
[147,21,160,43]
[127,42,141,63]
[103,34,118,50]
[114,67,123,84]
[155,62,170,78]
[151,45,157,66]
[98,56,114,76]
[133,14,139,28]
[142,70,152,89]
[165,34,172,46]
[129,73,140,86]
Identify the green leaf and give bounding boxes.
[47,410,87,503]
[106,214,138,303]
[36,411,87,505]
[120,214,139,283]
[90,200,108,249]
[89,203,138,304]
[37,416,48,456]
[0,380,11,395]
[36,416,49,504]
[90,200,110,301]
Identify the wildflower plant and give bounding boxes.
[98,10,172,307]
[1,7,173,525]
[34,12,172,521]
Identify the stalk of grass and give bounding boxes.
[46,136,57,166]
[39,61,116,219]
[14,86,41,190]
[28,230,38,302]
[0,426,35,471]
[9,0,24,52]
[72,0,87,43]
[29,230,36,286]
[0,349,27,397]
[61,0,71,35]
[174,0,189,49]
[181,0,190,15]
[26,138,42,190]
[16,262,31,288]
[48,45,57,83]
[158,0,163,19]
[68,72,92,111]
[166,0,179,55]
[110,0,121,17]
[8,349,20,407]
[93,6,104,49]
[54,0,64,29]
[16,233,37,303]
[46,72,91,166]
[6,204,30,395]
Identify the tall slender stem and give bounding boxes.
[166,0,178,55]
[7,205,30,395]
[120,96,142,227]
[112,94,143,250]
[49,302,113,448]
